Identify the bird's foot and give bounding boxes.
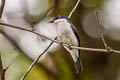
[60,41,64,46]
[67,44,72,50]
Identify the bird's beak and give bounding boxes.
[48,20,54,23]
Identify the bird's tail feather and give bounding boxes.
[75,57,83,74]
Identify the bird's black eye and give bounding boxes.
[54,16,59,20]
[54,15,62,20]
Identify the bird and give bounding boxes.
[48,15,83,73]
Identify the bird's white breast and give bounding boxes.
[56,21,78,46]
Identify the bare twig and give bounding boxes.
[1,62,12,80]
[0,53,5,80]
[71,46,118,53]
[3,62,13,71]
[68,0,81,18]
[0,22,60,44]
[1,22,120,54]
[20,37,57,80]
[0,0,6,18]
[0,53,12,80]
[95,10,108,48]
[0,53,3,71]
[0,53,3,80]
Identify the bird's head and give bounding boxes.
[48,15,71,24]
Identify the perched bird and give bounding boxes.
[48,15,83,73]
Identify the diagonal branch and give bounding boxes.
[0,0,6,18]
[1,22,120,54]
[71,46,118,53]
[0,22,106,53]
[20,37,57,80]
[68,0,81,18]
[0,53,5,80]
[0,53,3,71]
[95,9,108,48]
[0,22,60,44]
[0,53,12,80]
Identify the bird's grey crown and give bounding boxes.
[54,15,72,23]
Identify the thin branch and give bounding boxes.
[1,62,12,80]
[0,53,12,80]
[3,62,13,71]
[0,53,4,80]
[95,10,108,48]
[68,0,81,18]
[71,46,118,53]
[20,37,57,80]
[0,0,5,18]
[0,22,60,44]
[1,22,120,54]
[0,53,3,71]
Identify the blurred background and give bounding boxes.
[0,0,120,80]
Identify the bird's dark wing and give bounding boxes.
[71,24,83,73]
[71,24,80,54]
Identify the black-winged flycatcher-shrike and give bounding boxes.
[49,15,83,73]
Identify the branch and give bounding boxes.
[3,62,13,72]
[68,0,81,18]
[1,22,120,54]
[0,22,60,44]
[0,53,3,71]
[0,0,5,18]
[0,53,12,80]
[20,37,57,80]
[95,10,108,48]
[71,46,119,54]
[0,53,3,80]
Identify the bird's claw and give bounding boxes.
[68,44,72,50]
[59,41,72,50]
[60,41,64,45]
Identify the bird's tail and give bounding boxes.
[75,57,83,74]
